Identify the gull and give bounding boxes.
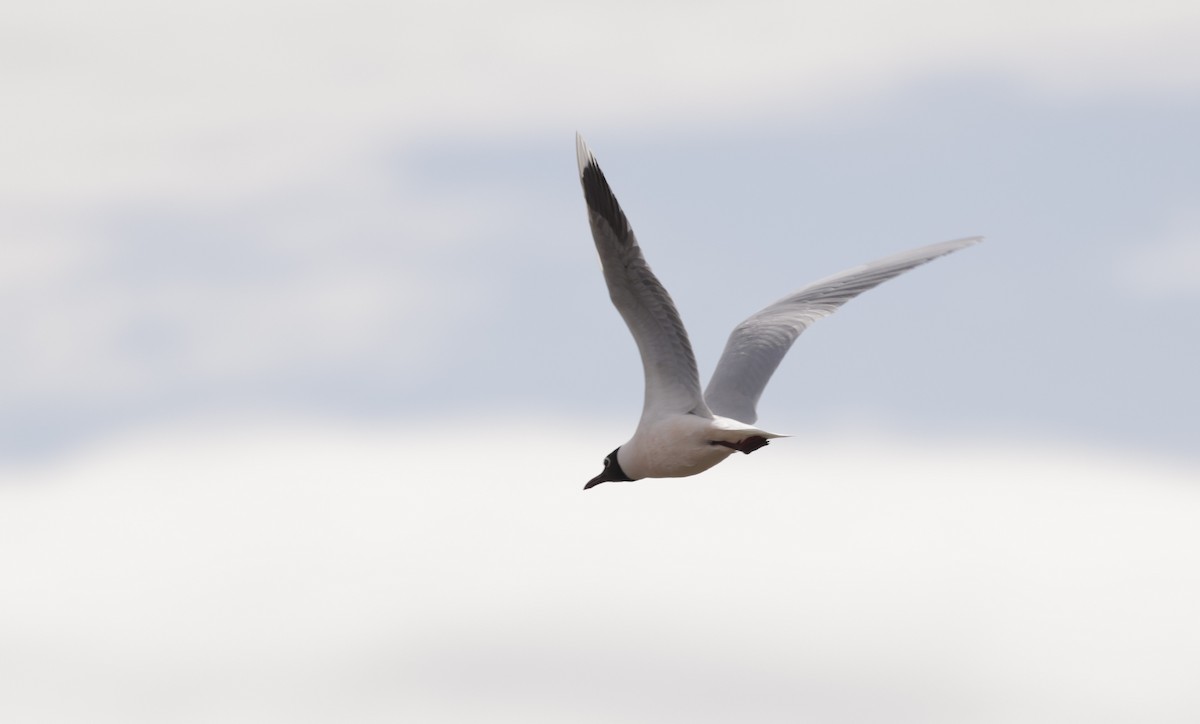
[576,134,980,490]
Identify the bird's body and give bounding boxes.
[575,134,979,489]
[618,413,783,481]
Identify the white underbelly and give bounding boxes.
[623,414,738,479]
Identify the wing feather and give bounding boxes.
[704,236,981,423]
[576,135,708,419]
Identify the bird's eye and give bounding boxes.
[603,457,612,467]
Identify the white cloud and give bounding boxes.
[0,155,533,411]
[4,0,1200,207]
[2,419,1198,722]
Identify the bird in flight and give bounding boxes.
[576,134,980,490]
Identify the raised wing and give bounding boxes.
[704,236,982,424]
[576,134,708,419]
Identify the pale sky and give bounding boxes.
[3,1,1200,721]
[4,0,1199,459]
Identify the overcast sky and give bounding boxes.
[4,0,1199,460]
[3,1,1200,721]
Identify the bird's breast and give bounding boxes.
[621,415,736,479]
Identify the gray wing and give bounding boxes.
[576,134,708,419]
[704,236,982,424]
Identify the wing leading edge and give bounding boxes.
[576,134,709,419]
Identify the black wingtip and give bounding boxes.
[575,135,630,238]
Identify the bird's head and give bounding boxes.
[584,447,634,490]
